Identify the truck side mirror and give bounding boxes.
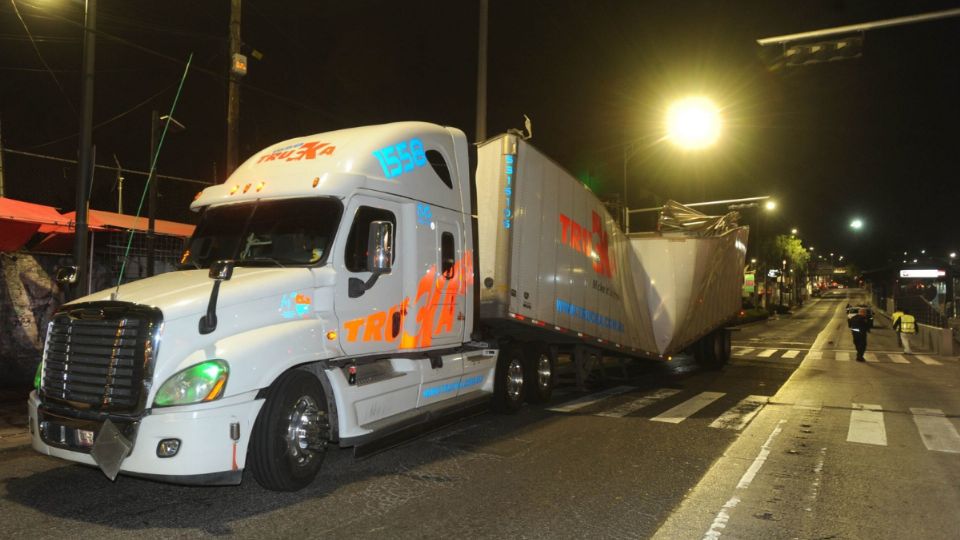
[199,260,235,335]
[55,266,78,285]
[349,221,393,298]
[367,220,393,273]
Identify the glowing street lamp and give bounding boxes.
[665,96,722,150]
[791,228,798,235]
[850,218,863,230]
[765,200,777,211]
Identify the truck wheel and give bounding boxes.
[694,331,725,370]
[524,344,555,404]
[493,346,526,413]
[249,369,329,491]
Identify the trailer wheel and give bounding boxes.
[524,344,555,403]
[694,330,729,370]
[493,346,526,413]
[249,368,329,491]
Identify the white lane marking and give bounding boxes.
[915,355,942,366]
[546,386,636,413]
[709,395,769,431]
[847,403,887,446]
[733,347,755,356]
[807,351,823,360]
[864,353,879,363]
[757,349,778,358]
[835,351,850,361]
[888,353,910,364]
[652,391,725,424]
[910,408,960,453]
[702,420,787,540]
[782,350,800,359]
[595,388,682,418]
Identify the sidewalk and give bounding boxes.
[0,388,31,452]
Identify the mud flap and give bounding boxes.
[90,419,133,481]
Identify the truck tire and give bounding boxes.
[249,368,329,491]
[492,345,526,413]
[523,344,555,404]
[694,330,728,370]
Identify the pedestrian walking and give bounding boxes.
[849,307,871,362]
[893,308,917,353]
[891,308,904,346]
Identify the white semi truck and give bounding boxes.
[29,122,747,491]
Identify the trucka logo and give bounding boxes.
[343,252,474,347]
[256,141,335,164]
[279,292,312,319]
[559,211,614,277]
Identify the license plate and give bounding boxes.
[76,429,96,448]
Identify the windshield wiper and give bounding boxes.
[240,257,287,268]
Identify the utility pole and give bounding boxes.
[0,115,6,198]
[73,0,97,298]
[226,0,242,176]
[475,0,488,142]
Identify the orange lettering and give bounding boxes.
[363,311,386,342]
[344,318,363,342]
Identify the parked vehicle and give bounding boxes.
[29,122,747,491]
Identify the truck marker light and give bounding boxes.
[312,177,320,188]
[326,331,337,340]
[229,185,240,195]
[255,181,265,192]
[193,191,202,201]
[242,183,252,193]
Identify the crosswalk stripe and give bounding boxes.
[651,391,725,424]
[915,355,943,366]
[888,353,910,364]
[782,350,800,359]
[757,349,777,358]
[910,408,960,453]
[595,388,682,418]
[847,403,887,446]
[835,351,850,361]
[709,395,769,431]
[864,353,879,363]
[546,386,636,413]
[807,351,823,360]
[734,347,755,356]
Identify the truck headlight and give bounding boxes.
[154,360,229,407]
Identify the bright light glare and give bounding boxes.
[850,218,863,229]
[765,201,777,211]
[665,96,722,150]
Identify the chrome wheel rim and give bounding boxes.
[537,354,552,390]
[507,357,524,400]
[285,395,325,466]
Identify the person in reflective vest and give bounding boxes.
[849,308,871,362]
[893,309,917,353]
[891,309,904,346]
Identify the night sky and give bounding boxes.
[1,0,958,269]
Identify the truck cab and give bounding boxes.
[29,122,498,491]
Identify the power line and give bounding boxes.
[9,0,78,117]
[2,147,213,185]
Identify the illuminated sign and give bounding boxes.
[372,138,427,179]
[559,211,614,277]
[257,141,335,164]
[280,292,312,319]
[900,269,946,278]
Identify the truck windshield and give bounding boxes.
[181,198,342,269]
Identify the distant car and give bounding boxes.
[846,305,874,328]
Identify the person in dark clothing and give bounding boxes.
[849,308,871,362]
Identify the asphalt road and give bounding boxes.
[1,291,956,539]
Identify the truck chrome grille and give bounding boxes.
[41,303,162,413]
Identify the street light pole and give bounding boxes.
[73,0,97,298]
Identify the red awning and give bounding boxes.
[39,209,196,238]
[0,197,70,252]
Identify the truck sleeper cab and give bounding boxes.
[29,122,531,491]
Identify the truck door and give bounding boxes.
[336,196,404,357]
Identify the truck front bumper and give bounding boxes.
[28,391,264,485]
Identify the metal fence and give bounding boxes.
[894,295,949,328]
